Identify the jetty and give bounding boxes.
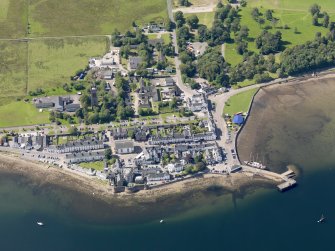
[277,179,297,192]
[240,165,297,192]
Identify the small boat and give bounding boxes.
[160,219,164,224]
[37,222,44,226]
[317,215,325,223]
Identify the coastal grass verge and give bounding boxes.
[28,37,109,93]
[0,41,28,98]
[28,0,168,36]
[0,101,49,128]
[223,88,259,116]
[80,161,105,171]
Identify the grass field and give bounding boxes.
[0,0,27,38]
[225,3,335,66]
[0,101,49,127]
[224,88,259,116]
[28,0,168,36]
[0,41,27,98]
[28,37,108,92]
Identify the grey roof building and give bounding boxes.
[129,56,142,70]
[65,150,105,164]
[114,139,134,154]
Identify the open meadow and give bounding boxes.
[28,0,168,36]
[0,41,27,98]
[28,37,109,92]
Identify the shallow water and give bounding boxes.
[3,79,335,250]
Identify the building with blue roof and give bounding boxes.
[232,114,244,125]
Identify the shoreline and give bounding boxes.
[0,151,276,205]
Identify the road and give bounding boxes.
[209,78,290,167]
[167,0,196,99]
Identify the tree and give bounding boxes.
[68,126,79,136]
[180,63,196,77]
[190,82,201,90]
[174,11,185,27]
[255,30,282,54]
[104,148,112,160]
[251,7,261,21]
[309,4,321,16]
[240,0,247,7]
[265,9,273,21]
[178,0,189,6]
[186,14,199,29]
[238,26,249,40]
[49,111,56,123]
[236,41,248,55]
[312,14,319,26]
[165,20,175,31]
[80,94,91,109]
[323,13,330,28]
[75,108,84,119]
[271,18,278,28]
[198,25,210,42]
[258,18,265,27]
[169,97,178,109]
[197,47,228,84]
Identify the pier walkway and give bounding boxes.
[240,165,297,191]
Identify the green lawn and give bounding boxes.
[28,37,108,93]
[28,0,168,36]
[185,11,215,28]
[148,33,172,44]
[0,41,27,98]
[223,88,259,116]
[0,101,49,127]
[80,161,105,171]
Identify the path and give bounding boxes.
[221,43,225,58]
[0,34,112,42]
[172,5,215,14]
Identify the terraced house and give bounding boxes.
[46,139,105,153]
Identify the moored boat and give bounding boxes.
[244,161,267,170]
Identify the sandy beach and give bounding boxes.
[0,151,275,205]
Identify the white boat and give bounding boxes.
[244,161,267,170]
[37,222,44,226]
[317,215,325,223]
[160,219,164,224]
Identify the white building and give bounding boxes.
[166,163,183,173]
